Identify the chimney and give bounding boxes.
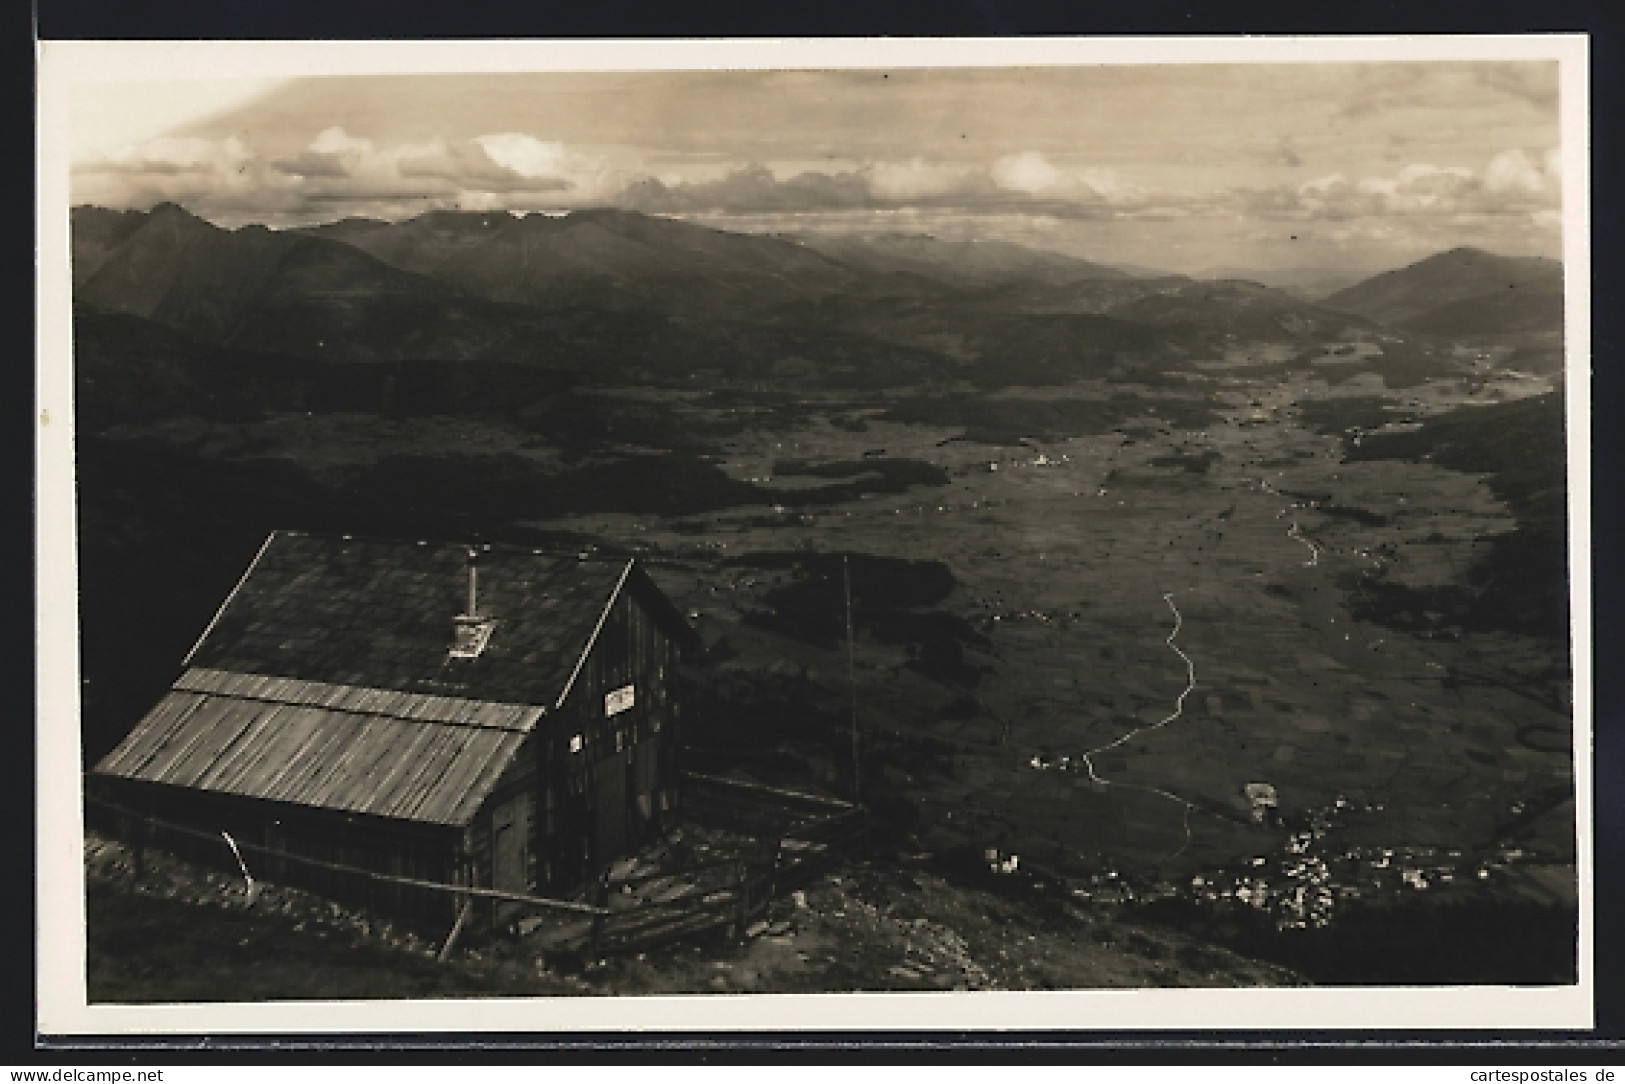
[449,545,495,659]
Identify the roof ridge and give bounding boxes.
[174,668,545,732]
[272,528,631,564]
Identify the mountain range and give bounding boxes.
[792,232,1131,290]
[69,204,1560,404]
[297,208,897,318]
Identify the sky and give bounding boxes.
[68,63,1563,277]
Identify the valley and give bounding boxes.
[69,203,1578,989]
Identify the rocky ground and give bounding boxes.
[581,861,1301,994]
[84,829,1298,1003]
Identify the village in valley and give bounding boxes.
[63,59,1579,999]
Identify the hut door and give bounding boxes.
[594,750,629,863]
[492,797,527,898]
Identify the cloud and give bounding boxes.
[612,153,1140,221]
[1484,148,1548,194]
[618,164,875,214]
[1238,149,1560,224]
[866,158,978,201]
[103,134,255,175]
[277,127,587,195]
[990,151,1065,195]
[73,127,617,223]
[270,150,350,180]
[989,152,1128,203]
[1356,164,1477,209]
[71,123,1565,257]
[472,133,622,197]
[74,134,303,214]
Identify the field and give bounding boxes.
[541,371,1575,920]
[79,356,1576,987]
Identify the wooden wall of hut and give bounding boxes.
[540,587,682,886]
[89,776,464,933]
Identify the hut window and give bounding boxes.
[569,733,583,754]
[605,684,635,717]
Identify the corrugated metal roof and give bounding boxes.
[183,532,633,705]
[95,674,534,826]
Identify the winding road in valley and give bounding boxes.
[1072,592,1205,857]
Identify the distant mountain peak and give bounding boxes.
[1324,244,1563,334]
[1415,245,1556,270]
[1414,246,1557,273]
[133,202,222,241]
[146,201,204,222]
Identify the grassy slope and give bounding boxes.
[86,882,565,1003]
